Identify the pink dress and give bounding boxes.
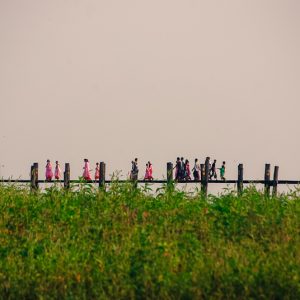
[144,167,150,180]
[45,163,53,180]
[83,161,91,180]
[95,166,100,180]
[55,164,61,180]
[148,165,153,180]
[186,163,191,180]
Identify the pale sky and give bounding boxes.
[0,0,299,182]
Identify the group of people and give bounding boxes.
[130,158,153,181]
[175,157,226,181]
[82,159,99,181]
[206,157,226,181]
[45,157,226,182]
[45,160,61,181]
[131,157,226,182]
[45,159,100,181]
[45,158,153,182]
[174,157,192,181]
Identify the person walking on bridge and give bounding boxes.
[54,161,61,180]
[147,161,153,180]
[144,162,153,181]
[95,162,100,181]
[45,159,53,181]
[192,158,200,181]
[180,157,185,180]
[210,159,217,180]
[174,157,181,181]
[131,158,139,180]
[185,159,191,180]
[218,161,226,181]
[83,159,92,181]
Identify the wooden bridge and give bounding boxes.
[1,162,300,197]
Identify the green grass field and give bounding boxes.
[0,183,299,299]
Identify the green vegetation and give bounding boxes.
[0,183,299,299]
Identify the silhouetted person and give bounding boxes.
[210,159,217,180]
[185,159,191,180]
[180,157,185,180]
[131,158,139,180]
[174,157,181,181]
[192,158,200,181]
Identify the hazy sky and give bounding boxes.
[0,0,299,182]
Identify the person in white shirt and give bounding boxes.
[192,158,200,181]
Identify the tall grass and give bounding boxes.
[0,183,299,299]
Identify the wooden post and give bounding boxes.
[99,162,106,189]
[167,162,173,185]
[30,165,34,190]
[130,161,138,188]
[64,163,70,189]
[264,163,271,198]
[34,162,39,190]
[237,164,244,196]
[272,166,279,197]
[31,163,38,190]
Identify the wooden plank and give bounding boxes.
[64,163,70,189]
[31,163,39,190]
[99,162,106,189]
[1,178,300,185]
[272,166,279,197]
[277,180,300,184]
[167,162,173,184]
[237,164,244,196]
[30,165,34,190]
[2,178,300,185]
[264,164,271,198]
[34,162,39,190]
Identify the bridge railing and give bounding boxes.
[1,162,299,197]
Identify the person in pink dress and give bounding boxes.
[148,161,153,180]
[95,162,100,180]
[144,163,150,180]
[144,161,153,181]
[45,159,53,181]
[83,159,92,181]
[54,161,61,180]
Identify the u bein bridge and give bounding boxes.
[1,162,300,197]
